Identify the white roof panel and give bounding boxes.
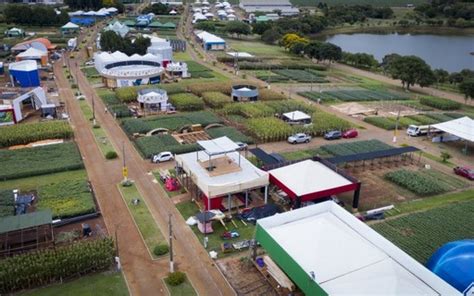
[283,110,311,121]
[197,136,239,155]
[62,21,80,29]
[432,116,474,142]
[269,160,352,196]
[16,47,47,58]
[8,60,38,71]
[258,202,462,296]
[227,52,254,58]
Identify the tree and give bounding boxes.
[252,21,272,35]
[100,31,150,55]
[343,52,378,69]
[100,31,125,52]
[142,3,170,15]
[319,42,342,63]
[4,4,68,26]
[289,41,306,56]
[459,79,474,104]
[433,69,449,84]
[131,35,151,55]
[449,72,464,84]
[440,152,451,163]
[261,28,281,44]
[304,41,323,61]
[280,33,308,50]
[195,21,216,32]
[385,55,435,89]
[224,21,251,37]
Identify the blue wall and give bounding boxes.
[10,69,40,87]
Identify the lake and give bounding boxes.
[325,33,474,72]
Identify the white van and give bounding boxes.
[406,125,441,137]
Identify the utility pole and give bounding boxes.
[92,94,96,126]
[169,214,174,273]
[393,107,401,143]
[122,141,128,182]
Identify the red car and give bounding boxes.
[342,129,358,139]
[453,167,474,180]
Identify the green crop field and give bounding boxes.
[300,89,409,103]
[0,142,84,180]
[372,199,474,263]
[321,139,392,156]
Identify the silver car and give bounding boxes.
[287,133,311,144]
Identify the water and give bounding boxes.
[325,33,474,72]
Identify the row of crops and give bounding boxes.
[186,61,215,78]
[372,199,474,263]
[363,112,464,130]
[256,69,328,83]
[299,89,409,103]
[0,142,84,180]
[320,139,392,156]
[384,169,466,196]
[0,238,114,293]
[0,121,73,148]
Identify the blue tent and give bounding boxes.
[9,61,40,87]
[427,240,474,293]
[71,17,95,26]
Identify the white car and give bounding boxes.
[85,60,95,66]
[287,133,311,144]
[152,152,174,163]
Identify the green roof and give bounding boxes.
[256,16,270,22]
[161,22,176,28]
[148,21,163,27]
[0,210,52,234]
[123,20,136,26]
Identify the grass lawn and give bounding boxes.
[81,66,102,84]
[385,189,474,217]
[163,274,197,296]
[173,51,192,60]
[117,183,167,259]
[152,170,185,198]
[175,201,256,258]
[20,271,129,296]
[78,99,117,158]
[226,39,292,58]
[420,151,456,168]
[0,170,87,191]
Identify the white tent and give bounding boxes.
[62,22,80,29]
[227,52,254,58]
[104,21,130,37]
[197,136,240,156]
[144,34,173,61]
[16,47,47,59]
[256,201,462,296]
[137,88,168,110]
[432,116,474,142]
[283,110,311,122]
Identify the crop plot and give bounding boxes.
[300,89,409,102]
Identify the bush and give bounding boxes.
[258,89,286,101]
[0,121,73,148]
[202,91,232,108]
[169,93,204,111]
[165,271,186,286]
[419,96,461,110]
[115,87,138,103]
[0,238,114,294]
[105,151,118,159]
[153,243,169,256]
[108,104,132,118]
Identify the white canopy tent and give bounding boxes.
[16,47,47,59]
[256,201,462,296]
[432,116,474,142]
[137,88,168,111]
[197,136,240,156]
[104,21,130,37]
[282,110,311,122]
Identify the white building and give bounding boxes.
[239,0,299,16]
[144,35,173,62]
[137,88,169,111]
[195,31,226,51]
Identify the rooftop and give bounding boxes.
[0,210,52,233]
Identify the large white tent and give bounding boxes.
[104,21,130,37]
[256,201,462,296]
[432,116,474,142]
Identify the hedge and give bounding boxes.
[115,87,138,103]
[202,91,232,108]
[0,121,74,148]
[0,142,84,180]
[258,89,286,101]
[0,238,114,294]
[363,117,396,130]
[419,96,461,110]
[187,81,233,96]
[169,93,204,111]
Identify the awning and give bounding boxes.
[283,111,311,121]
[432,116,474,142]
[197,136,239,156]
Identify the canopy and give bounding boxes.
[0,210,52,234]
[16,47,47,59]
[256,201,462,296]
[227,52,253,58]
[197,136,239,156]
[432,116,474,142]
[269,159,357,201]
[62,22,80,29]
[283,111,310,121]
[9,60,38,71]
[175,151,269,198]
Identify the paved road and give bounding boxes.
[58,27,235,296]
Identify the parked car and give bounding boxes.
[152,151,174,163]
[235,142,248,151]
[342,129,358,139]
[287,133,311,144]
[453,166,474,180]
[85,60,94,66]
[324,130,342,140]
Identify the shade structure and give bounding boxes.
[197,136,240,156]
[104,21,130,37]
[16,47,47,59]
[11,38,56,52]
[175,150,269,198]
[269,159,359,205]
[282,110,311,121]
[61,22,80,29]
[432,116,474,142]
[256,201,461,296]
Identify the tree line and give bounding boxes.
[100,31,151,55]
[65,0,124,13]
[414,0,474,28]
[4,4,69,26]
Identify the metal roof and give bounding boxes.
[0,210,52,234]
[326,146,419,164]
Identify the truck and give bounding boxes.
[406,124,441,137]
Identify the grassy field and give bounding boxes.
[372,198,474,263]
[0,170,88,191]
[176,200,256,258]
[226,39,292,58]
[163,274,197,296]
[20,272,129,296]
[78,99,117,158]
[117,183,167,259]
